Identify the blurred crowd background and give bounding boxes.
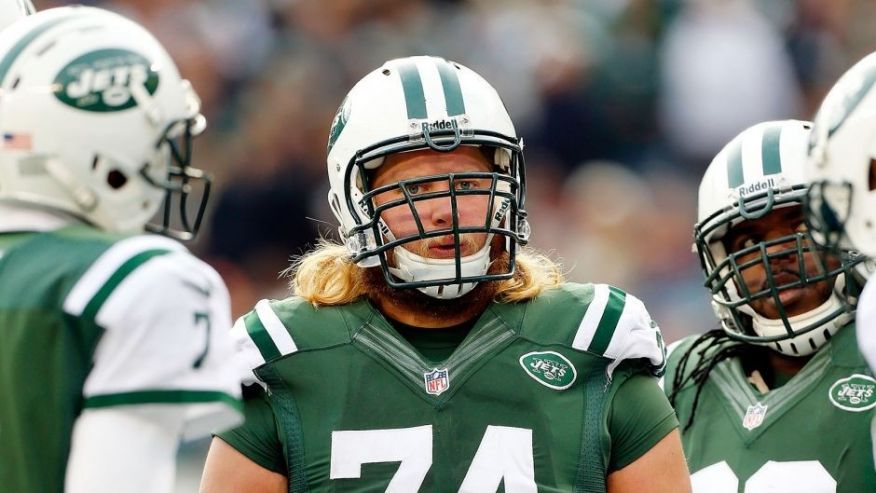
[37,0,876,488]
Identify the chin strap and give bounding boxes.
[745,274,852,356]
[387,238,493,299]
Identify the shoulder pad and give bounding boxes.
[229,298,356,384]
[569,284,667,378]
[63,234,186,319]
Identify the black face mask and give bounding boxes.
[141,116,211,241]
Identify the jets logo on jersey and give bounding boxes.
[519,351,577,390]
[54,49,160,112]
[424,368,449,396]
[829,374,876,412]
[742,402,768,430]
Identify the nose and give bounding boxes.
[426,195,453,228]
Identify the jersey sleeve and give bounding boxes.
[607,366,679,471]
[216,384,286,474]
[857,279,876,372]
[571,284,667,378]
[228,299,301,389]
[62,235,243,440]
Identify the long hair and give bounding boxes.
[287,240,565,306]
[668,329,771,431]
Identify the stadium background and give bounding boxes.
[34,0,876,488]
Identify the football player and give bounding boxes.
[664,119,874,491]
[200,56,690,492]
[0,7,242,493]
[806,52,876,373]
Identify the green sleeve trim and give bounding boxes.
[243,310,282,361]
[81,249,171,322]
[84,389,243,411]
[588,286,627,356]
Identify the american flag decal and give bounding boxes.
[424,368,450,396]
[3,132,31,150]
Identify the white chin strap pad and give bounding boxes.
[744,274,852,356]
[388,240,492,299]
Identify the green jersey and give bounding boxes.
[664,325,876,492]
[0,225,242,493]
[220,282,676,492]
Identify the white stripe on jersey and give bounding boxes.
[64,235,185,316]
[255,299,299,356]
[602,294,664,378]
[571,284,611,350]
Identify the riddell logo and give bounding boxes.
[426,119,456,131]
[737,178,776,196]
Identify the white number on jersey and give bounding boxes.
[330,425,537,492]
[691,460,836,493]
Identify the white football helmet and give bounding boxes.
[695,120,861,356]
[0,6,210,240]
[807,51,876,266]
[0,0,34,31]
[326,56,529,299]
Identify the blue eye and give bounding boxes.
[406,183,422,195]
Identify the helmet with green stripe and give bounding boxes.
[326,56,528,299]
[0,6,210,240]
[0,0,34,31]
[694,119,861,356]
[807,52,876,266]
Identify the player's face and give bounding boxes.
[370,146,493,259]
[723,205,839,319]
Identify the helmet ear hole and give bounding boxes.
[106,169,128,189]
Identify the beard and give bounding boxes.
[362,245,511,324]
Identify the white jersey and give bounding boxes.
[0,207,243,492]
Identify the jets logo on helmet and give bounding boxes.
[54,49,160,112]
[0,6,211,240]
[695,120,862,356]
[326,56,529,299]
[327,95,350,154]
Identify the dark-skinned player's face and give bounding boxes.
[723,205,840,319]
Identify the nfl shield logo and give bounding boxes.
[742,402,768,430]
[424,368,450,396]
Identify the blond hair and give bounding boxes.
[288,240,565,306]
